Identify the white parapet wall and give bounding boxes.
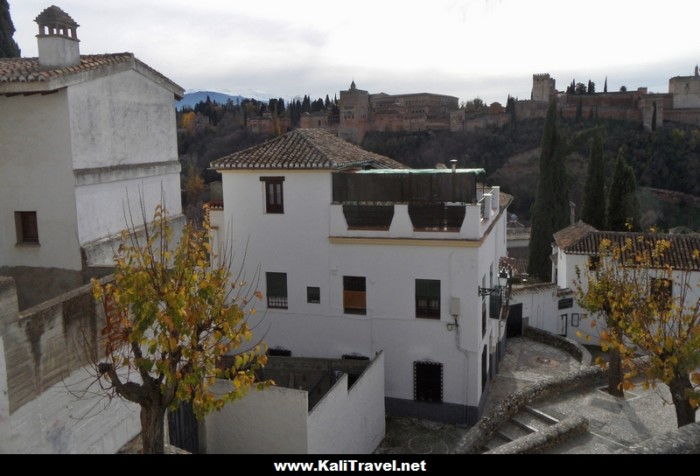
[307,351,385,454]
[203,352,385,454]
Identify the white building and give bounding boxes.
[0,6,184,272]
[209,128,511,425]
[510,221,700,344]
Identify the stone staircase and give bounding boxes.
[483,406,559,452]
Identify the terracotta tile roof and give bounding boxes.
[553,221,598,249]
[0,53,134,83]
[211,128,408,170]
[562,230,700,271]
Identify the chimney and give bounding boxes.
[35,6,80,69]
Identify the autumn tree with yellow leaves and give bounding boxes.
[575,236,700,427]
[92,204,270,453]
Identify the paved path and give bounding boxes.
[377,337,697,453]
[376,337,578,454]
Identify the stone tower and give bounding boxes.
[531,74,556,102]
[338,80,370,144]
[35,5,80,68]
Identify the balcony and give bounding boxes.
[330,169,501,241]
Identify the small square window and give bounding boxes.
[307,286,320,304]
[15,211,39,244]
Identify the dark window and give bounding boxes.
[266,272,288,309]
[651,278,673,310]
[588,255,600,271]
[482,300,487,337]
[15,211,39,244]
[415,279,440,319]
[307,286,320,304]
[260,177,284,214]
[268,347,292,357]
[558,298,574,309]
[343,276,366,315]
[571,313,580,327]
[414,361,443,403]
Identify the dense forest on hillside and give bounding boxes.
[360,118,700,226]
[176,100,700,230]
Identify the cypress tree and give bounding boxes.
[528,98,571,281]
[1,0,21,58]
[607,149,640,231]
[581,132,606,229]
[604,77,608,93]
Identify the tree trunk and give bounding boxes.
[607,348,624,397]
[140,404,166,454]
[669,373,696,428]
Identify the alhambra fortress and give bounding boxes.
[254,68,700,141]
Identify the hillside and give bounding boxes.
[177,91,246,110]
[359,118,700,229]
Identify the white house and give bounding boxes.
[0,6,184,272]
[209,128,512,425]
[510,221,700,344]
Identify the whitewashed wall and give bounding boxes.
[307,352,385,454]
[204,383,309,454]
[0,91,82,270]
[67,69,178,170]
[68,69,182,246]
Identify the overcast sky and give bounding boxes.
[8,0,700,103]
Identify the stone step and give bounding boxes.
[497,420,533,441]
[523,405,560,425]
[511,411,553,432]
[483,434,511,451]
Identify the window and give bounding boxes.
[307,286,320,304]
[558,298,574,309]
[343,276,366,315]
[414,361,442,403]
[268,347,291,357]
[482,301,487,337]
[266,272,288,309]
[15,211,39,244]
[571,313,580,327]
[260,177,284,214]
[588,255,600,271]
[415,279,440,319]
[651,278,673,310]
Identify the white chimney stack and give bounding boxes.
[35,6,80,69]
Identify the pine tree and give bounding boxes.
[527,98,571,281]
[581,132,606,229]
[607,149,640,231]
[1,0,21,58]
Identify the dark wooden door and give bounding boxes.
[507,303,523,338]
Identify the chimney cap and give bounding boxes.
[35,5,79,28]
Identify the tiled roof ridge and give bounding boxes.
[0,52,134,83]
[298,129,333,168]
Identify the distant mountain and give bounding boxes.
[177,91,246,110]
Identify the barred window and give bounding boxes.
[266,272,288,309]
